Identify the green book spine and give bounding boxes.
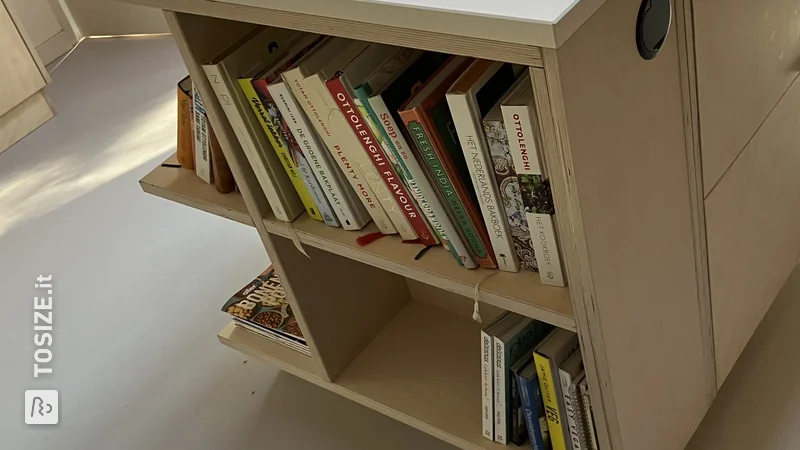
[406,120,488,259]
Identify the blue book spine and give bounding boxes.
[518,371,550,450]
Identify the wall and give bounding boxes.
[63,0,167,36]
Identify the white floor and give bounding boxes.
[1,36,799,450]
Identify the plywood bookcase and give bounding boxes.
[131,0,800,449]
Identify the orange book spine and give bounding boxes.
[400,107,497,268]
[176,77,195,169]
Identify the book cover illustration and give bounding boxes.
[483,120,537,272]
[221,266,306,346]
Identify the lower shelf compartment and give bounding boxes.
[219,301,514,450]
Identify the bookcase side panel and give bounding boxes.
[550,0,712,448]
[165,11,328,378]
[269,233,410,381]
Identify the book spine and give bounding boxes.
[483,118,538,272]
[192,86,213,184]
[204,64,295,222]
[284,69,396,233]
[177,82,195,170]
[580,381,600,450]
[534,352,568,450]
[249,79,338,226]
[239,78,322,221]
[369,96,477,268]
[353,86,439,246]
[448,93,518,272]
[400,111,494,268]
[503,104,566,286]
[559,369,582,450]
[326,78,426,242]
[480,330,494,440]
[208,123,235,193]
[571,380,590,450]
[268,81,368,230]
[493,336,508,444]
[517,373,547,450]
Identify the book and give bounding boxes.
[480,312,524,440]
[203,27,305,222]
[515,356,552,450]
[233,318,309,355]
[502,73,566,286]
[268,78,371,230]
[282,38,397,233]
[559,351,585,450]
[447,60,523,272]
[192,85,212,184]
[177,76,194,170]
[533,329,581,450]
[327,44,436,244]
[483,74,538,272]
[398,56,498,269]
[571,372,590,450]
[358,50,477,267]
[221,266,309,355]
[494,315,553,444]
[243,34,339,226]
[209,123,235,193]
[578,377,599,450]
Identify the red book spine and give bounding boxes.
[326,77,437,246]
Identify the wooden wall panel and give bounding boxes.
[553,0,710,448]
[695,0,800,194]
[706,75,800,386]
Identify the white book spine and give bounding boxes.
[283,69,396,233]
[269,81,368,229]
[493,336,508,444]
[559,369,582,450]
[328,78,416,239]
[503,104,566,286]
[480,330,494,440]
[531,212,565,286]
[203,65,290,221]
[448,93,518,272]
[192,86,212,184]
[370,97,478,268]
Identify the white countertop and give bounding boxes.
[355,0,584,24]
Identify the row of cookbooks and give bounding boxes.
[199,26,565,286]
[483,312,600,450]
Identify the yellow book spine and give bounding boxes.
[238,78,322,221]
[534,352,568,450]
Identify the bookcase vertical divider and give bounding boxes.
[164,10,329,379]
[268,233,411,381]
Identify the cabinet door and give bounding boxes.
[695,0,800,194]
[0,0,47,117]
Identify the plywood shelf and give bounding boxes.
[263,213,576,331]
[140,154,253,226]
[219,301,517,450]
